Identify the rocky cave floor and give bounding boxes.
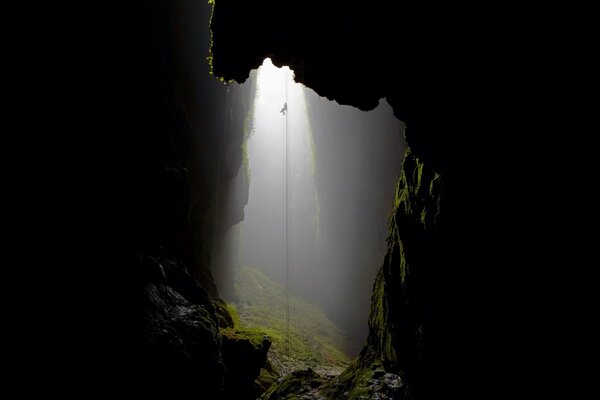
[263,363,404,400]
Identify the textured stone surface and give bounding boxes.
[139,281,224,397]
[322,149,441,399]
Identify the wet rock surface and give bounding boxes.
[262,367,404,400]
[365,368,404,400]
[139,280,224,397]
[262,368,331,400]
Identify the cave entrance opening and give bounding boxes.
[213,58,405,375]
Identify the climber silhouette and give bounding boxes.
[280,102,287,115]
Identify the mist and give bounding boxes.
[215,58,405,355]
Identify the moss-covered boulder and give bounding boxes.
[221,328,273,399]
[322,350,406,400]
[262,368,325,400]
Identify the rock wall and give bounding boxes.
[368,148,441,377]
[323,148,442,399]
[126,0,254,396]
[137,257,226,397]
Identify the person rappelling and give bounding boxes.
[280,102,287,115]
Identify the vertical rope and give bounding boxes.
[282,71,287,358]
[284,68,290,358]
[287,70,292,359]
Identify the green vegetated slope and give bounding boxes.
[224,265,350,375]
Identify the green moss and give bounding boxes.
[428,172,442,227]
[224,302,239,325]
[215,298,235,329]
[414,161,424,193]
[370,270,385,336]
[207,0,225,82]
[241,135,251,182]
[429,172,441,195]
[343,367,373,399]
[240,71,257,184]
[231,266,349,373]
[256,361,279,392]
[393,147,441,231]
[263,369,322,400]
[321,355,378,400]
[398,238,408,287]
[263,376,301,399]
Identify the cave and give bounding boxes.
[126,1,444,399]
[55,1,461,399]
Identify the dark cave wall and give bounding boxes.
[134,0,226,393]
[367,149,441,380]
[139,0,249,280]
[132,0,253,396]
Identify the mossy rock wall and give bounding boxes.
[324,147,442,399]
